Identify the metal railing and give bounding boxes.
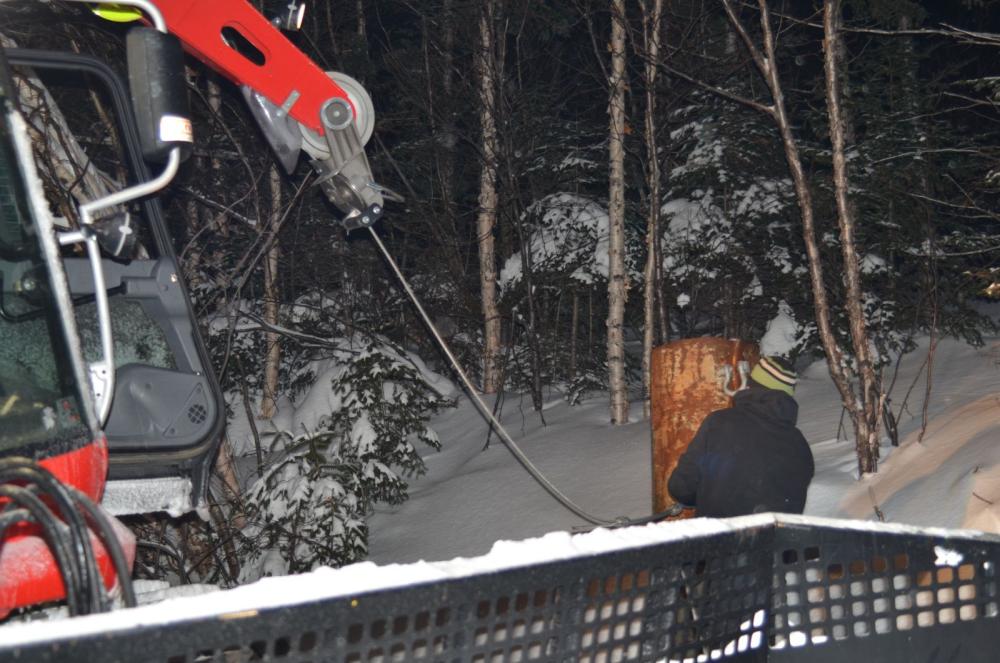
[3,515,998,662]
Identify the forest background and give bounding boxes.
[1,0,999,585]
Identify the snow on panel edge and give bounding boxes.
[1,513,996,648]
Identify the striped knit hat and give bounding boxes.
[749,356,797,396]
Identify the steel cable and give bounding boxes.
[368,226,681,528]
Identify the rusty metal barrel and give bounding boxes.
[650,337,758,516]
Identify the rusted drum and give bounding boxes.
[650,337,758,517]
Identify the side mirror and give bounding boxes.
[126,27,192,164]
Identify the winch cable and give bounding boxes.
[368,226,682,529]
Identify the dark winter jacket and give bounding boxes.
[667,385,814,518]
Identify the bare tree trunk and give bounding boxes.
[640,0,664,419]
[823,0,881,473]
[570,289,579,380]
[324,0,341,59]
[721,0,859,453]
[588,287,594,360]
[2,34,117,215]
[205,75,231,238]
[476,0,503,393]
[895,12,938,444]
[206,77,224,174]
[607,0,630,424]
[438,0,458,234]
[654,228,669,344]
[513,215,545,413]
[260,165,282,419]
[213,437,247,527]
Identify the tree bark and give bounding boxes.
[205,75,231,238]
[720,0,859,453]
[654,228,669,344]
[437,0,458,240]
[640,0,664,420]
[260,165,282,420]
[823,0,881,474]
[897,12,939,443]
[570,289,579,380]
[476,0,503,394]
[1,34,118,218]
[607,0,630,424]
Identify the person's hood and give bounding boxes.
[732,385,799,426]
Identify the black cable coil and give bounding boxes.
[0,456,136,617]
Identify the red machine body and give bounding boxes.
[0,439,136,620]
[154,0,353,133]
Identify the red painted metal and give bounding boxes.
[0,437,132,619]
[0,505,136,620]
[153,0,353,133]
[39,435,109,503]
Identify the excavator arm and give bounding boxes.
[147,0,390,228]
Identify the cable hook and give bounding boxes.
[721,360,751,396]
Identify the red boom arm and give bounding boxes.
[151,0,353,134]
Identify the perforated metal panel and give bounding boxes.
[4,520,999,662]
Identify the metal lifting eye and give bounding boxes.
[721,360,751,397]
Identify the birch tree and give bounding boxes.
[717,0,882,474]
[475,0,502,394]
[822,0,882,472]
[640,0,664,419]
[607,0,629,424]
[260,165,282,419]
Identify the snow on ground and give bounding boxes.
[367,391,653,563]
[802,335,1000,528]
[2,322,999,643]
[215,326,999,641]
[368,331,1000,563]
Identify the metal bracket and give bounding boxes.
[721,360,751,397]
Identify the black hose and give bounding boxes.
[368,226,698,529]
[135,539,191,585]
[620,503,686,526]
[71,488,137,608]
[0,485,83,616]
[0,506,29,530]
[0,463,104,613]
[1,458,139,615]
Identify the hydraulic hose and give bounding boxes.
[368,226,682,529]
[1,463,103,613]
[0,485,84,615]
[0,458,136,614]
[71,488,137,608]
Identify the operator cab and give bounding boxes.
[0,59,100,495]
[3,30,223,515]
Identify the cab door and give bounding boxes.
[5,49,224,513]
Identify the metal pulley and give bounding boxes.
[299,71,374,155]
[299,71,393,228]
